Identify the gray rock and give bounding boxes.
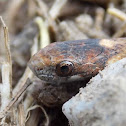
[62,58,126,126]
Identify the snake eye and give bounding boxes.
[56,61,74,77]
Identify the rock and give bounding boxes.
[62,58,126,126]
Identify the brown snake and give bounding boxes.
[29,38,126,85]
[28,38,126,106]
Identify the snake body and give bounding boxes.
[29,38,126,85]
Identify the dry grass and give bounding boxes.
[0,16,50,125]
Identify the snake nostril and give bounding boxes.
[34,66,43,72]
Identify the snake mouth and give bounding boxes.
[37,74,54,82]
[33,67,54,82]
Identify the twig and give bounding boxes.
[0,17,11,64]
[107,8,126,21]
[0,79,32,119]
[36,0,49,19]
[4,0,25,33]
[94,8,105,31]
[31,37,39,56]
[1,63,12,111]
[107,8,126,37]
[0,16,12,78]
[49,0,67,20]
[13,67,33,95]
[18,104,25,126]
[0,16,6,26]
[0,16,12,111]
[36,0,58,38]
[35,17,50,49]
[112,21,126,38]
[25,105,50,126]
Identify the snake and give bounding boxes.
[28,38,126,85]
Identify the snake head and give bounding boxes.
[28,42,78,84]
[28,38,126,84]
[28,39,103,84]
